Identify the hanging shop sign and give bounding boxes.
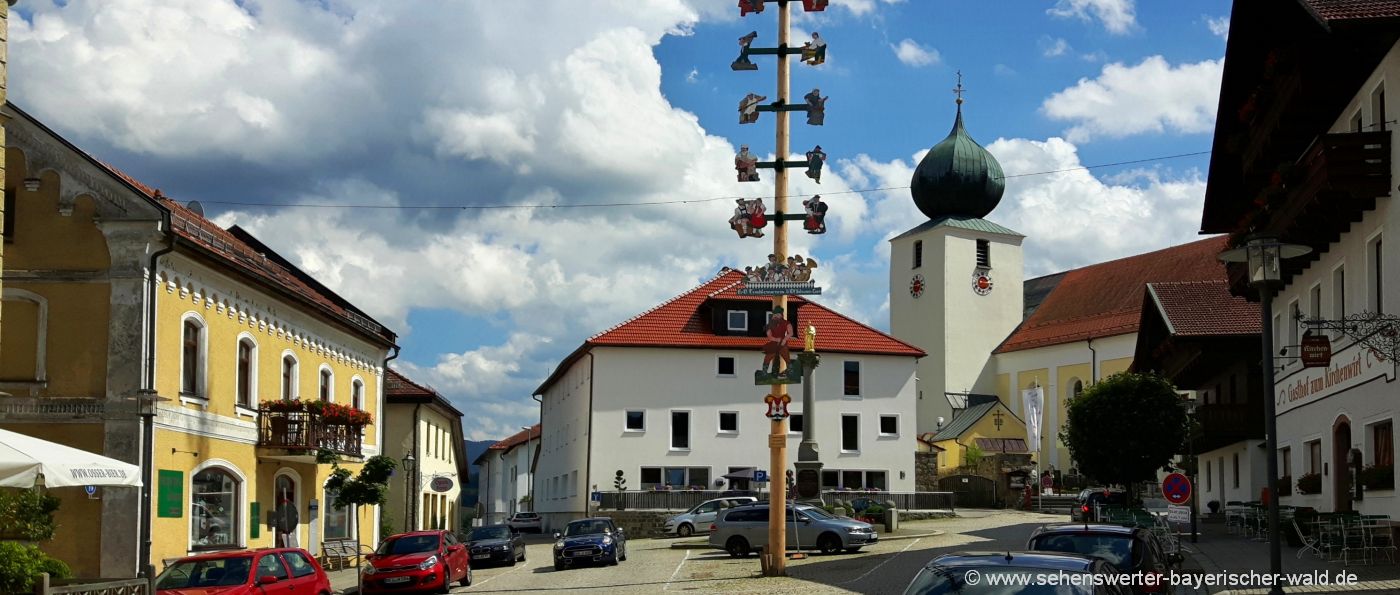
[430,476,454,493]
[1301,334,1332,368]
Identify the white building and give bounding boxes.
[475,425,540,525]
[383,369,467,533]
[532,271,924,529]
[1199,0,1398,513]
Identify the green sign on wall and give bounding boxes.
[250,502,260,539]
[158,470,184,518]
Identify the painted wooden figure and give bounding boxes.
[736,145,760,182]
[802,0,829,11]
[805,145,826,183]
[803,88,826,126]
[729,197,768,238]
[802,194,827,234]
[739,0,765,17]
[801,32,826,65]
[740,93,767,124]
[732,31,758,71]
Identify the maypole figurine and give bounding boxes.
[756,305,803,383]
[736,145,760,182]
[739,0,765,17]
[801,33,826,65]
[805,145,826,183]
[729,198,767,238]
[802,195,827,234]
[801,0,829,11]
[740,93,767,124]
[732,31,759,71]
[804,88,827,125]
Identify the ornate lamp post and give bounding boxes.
[402,453,416,531]
[1219,237,1311,595]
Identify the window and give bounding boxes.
[976,239,991,268]
[644,467,709,489]
[351,378,364,411]
[191,468,239,549]
[727,311,748,332]
[843,361,861,397]
[281,355,298,400]
[719,411,739,433]
[841,414,859,452]
[1205,461,1212,491]
[1372,83,1386,132]
[842,470,863,490]
[1374,421,1394,468]
[879,415,898,436]
[1280,447,1292,479]
[1310,284,1322,326]
[671,411,690,450]
[1351,109,1364,132]
[1232,453,1239,489]
[256,555,288,581]
[866,471,888,490]
[625,410,645,432]
[0,291,45,382]
[236,339,256,409]
[913,240,923,269]
[821,470,839,490]
[323,487,352,540]
[1308,440,1322,474]
[1370,235,1384,314]
[3,188,13,242]
[319,367,333,402]
[1334,265,1347,328]
[571,470,578,497]
[282,551,317,579]
[1287,300,1300,351]
[789,413,804,434]
[717,357,735,376]
[640,467,662,489]
[1070,379,1084,399]
[181,318,205,397]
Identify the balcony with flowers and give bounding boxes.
[257,399,372,461]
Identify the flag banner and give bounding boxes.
[1022,386,1044,453]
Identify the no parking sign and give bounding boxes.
[1162,472,1192,505]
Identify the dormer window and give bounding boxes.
[976,239,991,269]
[727,310,748,331]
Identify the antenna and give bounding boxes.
[187,200,205,218]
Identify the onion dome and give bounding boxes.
[910,100,1005,220]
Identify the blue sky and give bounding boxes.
[11,0,1230,440]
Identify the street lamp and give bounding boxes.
[402,453,416,532]
[1219,237,1311,595]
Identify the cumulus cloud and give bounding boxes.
[890,39,940,67]
[832,0,905,17]
[1041,55,1223,142]
[1206,15,1230,40]
[1048,0,1138,35]
[1041,36,1072,58]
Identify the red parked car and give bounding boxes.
[362,530,471,593]
[155,548,331,595]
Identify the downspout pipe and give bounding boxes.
[383,345,400,537]
[531,394,542,512]
[411,401,421,531]
[140,209,175,579]
[585,353,595,515]
[1086,338,1098,384]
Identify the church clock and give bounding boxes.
[909,274,925,298]
[972,271,994,296]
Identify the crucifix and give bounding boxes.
[992,409,1004,431]
[952,70,965,106]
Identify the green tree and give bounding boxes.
[963,444,986,471]
[1060,372,1188,500]
[0,488,61,541]
[323,454,396,551]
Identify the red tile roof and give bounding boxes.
[101,163,395,346]
[995,237,1231,353]
[1146,281,1261,337]
[384,368,465,418]
[536,270,925,394]
[1300,0,1400,23]
[490,424,540,453]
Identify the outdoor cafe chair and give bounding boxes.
[1293,517,1323,559]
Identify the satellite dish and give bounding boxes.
[187,200,204,217]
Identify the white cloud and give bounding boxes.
[1041,55,1223,142]
[1042,37,1072,58]
[890,39,939,67]
[994,64,1017,77]
[1048,0,1138,35]
[1206,15,1230,40]
[685,67,699,83]
[831,0,904,17]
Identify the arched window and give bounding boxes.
[319,366,334,402]
[1072,379,1084,398]
[0,289,47,382]
[191,467,240,550]
[181,316,207,398]
[282,354,299,400]
[351,378,364,411]
[236,338,257,408]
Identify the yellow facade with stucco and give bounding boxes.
[932,401,1029,474]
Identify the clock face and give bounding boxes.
[909,274,925,298]
[972,271,994,296]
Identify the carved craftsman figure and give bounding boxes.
[805,145,826,183]
[802,0,829,11]
[736,145,760,182]
[739,93,767,124]
[732,31,759,71]
[801,32,827,65]
[802,194,827,234]
[739,0,765,17]
[803,88,826,126]
[744,255,818,283]
[762,306,793,375]
[728,197,767,238]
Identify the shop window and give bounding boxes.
[191,468,240,550]
[323,487,352,540]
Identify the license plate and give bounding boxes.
[383,577,411,584]
[569,550,590,557]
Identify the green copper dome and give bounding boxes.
[910,106,1005,220]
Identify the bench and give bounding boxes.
[320,538,372,570]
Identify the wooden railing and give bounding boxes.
[257,410,364,457]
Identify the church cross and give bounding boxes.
[953,70,965,106]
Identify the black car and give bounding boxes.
[1071,488,1128,522]
[1028,523,1180,594]
[466,524,525,567]
[552,517,627,570]
[903,551,1131,594]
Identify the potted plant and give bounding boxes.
[1297,472,1323,495]
[1360,464,1394,491]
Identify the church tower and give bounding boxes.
[889,79,1025,437]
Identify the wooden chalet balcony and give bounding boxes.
[257,409,364,459]
[1230,130,1391,292]
[1194,402,1265,454]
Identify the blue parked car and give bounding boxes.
[553,518,627,570]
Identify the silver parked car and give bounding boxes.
[662,497,758,537]
[709,502,877,556]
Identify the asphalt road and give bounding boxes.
[451,510,1063,594]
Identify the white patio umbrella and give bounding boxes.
[0,428,142,488]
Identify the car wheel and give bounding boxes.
[677,523,693,538]
[607,550,619,566]
[459,567,472,588]
[818,533,843,555]
[554,561,565,571]
[619,545,627,562]
[519,547,526,562]
[726,536,751,559]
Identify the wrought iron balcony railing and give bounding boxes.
[257,409,364,458]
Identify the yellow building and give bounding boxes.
[0,104,397,578]
[928,394,1029,475]
[382,369,466,534]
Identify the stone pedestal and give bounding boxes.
[794,461,824,505]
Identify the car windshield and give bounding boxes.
[378,535,441,555]
[471,527,511,541]
[1032,534,1135,568]
[800,507,834,520]
[565,520,611,537]
[155,557,253,589]
[905,566,1094,595]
